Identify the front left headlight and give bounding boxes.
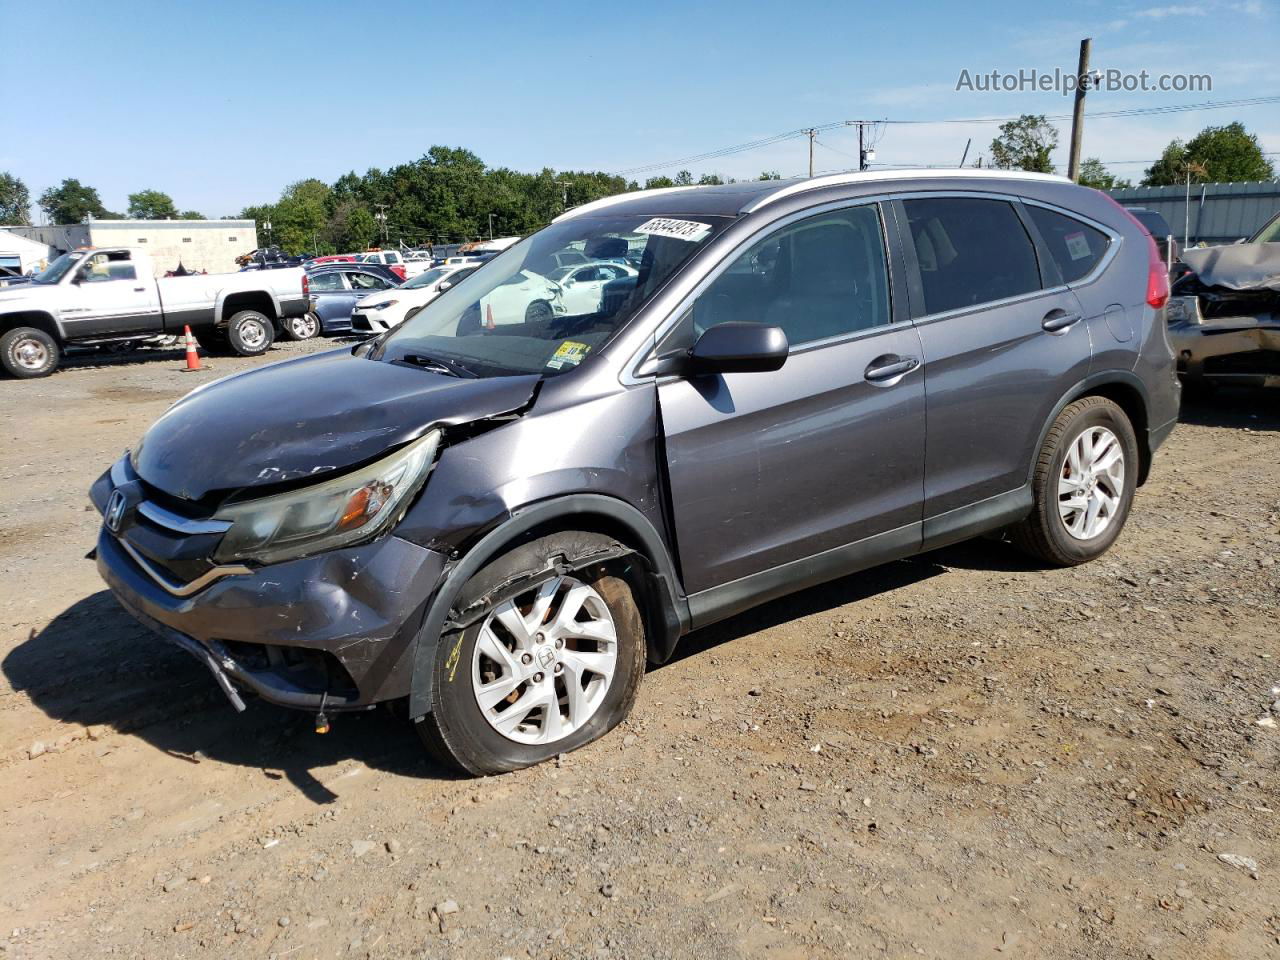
[212,430,440,566]
[368,299,400,311]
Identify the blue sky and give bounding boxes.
[4,0,1276,218]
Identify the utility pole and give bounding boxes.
[858,123,865,171]
[807,129,816,178]
[374,203,389,244]
[843,121,875,171]
[1067,37,1092,182]
[488,213,495,240]
[556,180,570,211]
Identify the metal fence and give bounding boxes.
[1105,180,1280,247]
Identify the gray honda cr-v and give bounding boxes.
[91,170,1179,775]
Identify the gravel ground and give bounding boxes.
[1,339,1278,960]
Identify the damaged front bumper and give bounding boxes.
[95,525,448,712]
[1167,295,1280,387]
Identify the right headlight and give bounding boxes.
[212,430,440,566]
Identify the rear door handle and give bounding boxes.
[864,354,920,384]
[1042,310,1082,333]
[133,287,146,292]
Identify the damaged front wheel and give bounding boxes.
[416,532,646,775]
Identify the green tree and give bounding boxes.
[1076,158,1130,190]
[327,202,377,252]
[179,210,205,220]
[0,172,31,225]
[127,189,179,219]
[990,114,1058,173]
[38,178,108,224]
[757,171,782,181]
[1141,122,1275,186]
[273,179,333,255]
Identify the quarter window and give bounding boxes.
[1026,205,1111,284]
[349,272,391,290]
[686,204,891,347]
[902,197,1041,315]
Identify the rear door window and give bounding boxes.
[349,272,392,290]
[1026,205,1112,284]
[902,197,1041,315]
[308,272,344,292]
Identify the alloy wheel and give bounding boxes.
[13,337,49,371]
[1058,425,1124,540]
[471,576,618,745]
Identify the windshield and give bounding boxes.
[33,251,85,285]
[403,266,453,289]
[376,213,729,377]
[1252,214,1280,243]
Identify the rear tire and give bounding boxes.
[281,312,320,341]
[225,310,275,356]
[0,327,60,379]
[416,532,647,776]
[1010,396,1138,567]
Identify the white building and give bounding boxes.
[8,219,256,276]
[0,227,55,277]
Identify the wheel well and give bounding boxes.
[460,510,684,665]
[1073,382,1152,484]
[221,291,277,325]
[0,311,60,342]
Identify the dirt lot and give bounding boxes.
[1,339,1278,960]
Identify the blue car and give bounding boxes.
[291,264,401,339]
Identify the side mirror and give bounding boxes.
[437,281,453,292]
[689,322,788,375]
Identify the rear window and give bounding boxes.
[902,197,1041,315]
[1126,209,1171,238]
[1027,205,1112,284]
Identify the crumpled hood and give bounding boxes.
[134,348,538,501]
[1181,242,1280,292]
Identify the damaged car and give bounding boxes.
[1167,227,1280,388]
[90,170,1178,775]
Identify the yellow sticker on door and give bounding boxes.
[546,340,590,370]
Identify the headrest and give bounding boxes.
[585,237,628,260]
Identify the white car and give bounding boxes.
[548,261,638,315]
[350,262,480,334]
[477,269,566,326]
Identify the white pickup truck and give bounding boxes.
[0,247,310,378]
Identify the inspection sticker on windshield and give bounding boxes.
[1064,231,1092,261]
[546,340,591,370]
[635,217,712,242]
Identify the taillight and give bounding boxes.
[1143,234,1169,308]
[302,274,309,297]
[1098,192,1169,309]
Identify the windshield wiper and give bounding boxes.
[396,353,478,379]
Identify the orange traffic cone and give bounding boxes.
[485,303,496,330]
[181,325,201,372]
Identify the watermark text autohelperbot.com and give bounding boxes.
[957,68,1211,96]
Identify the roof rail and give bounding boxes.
[742,168,1071,213]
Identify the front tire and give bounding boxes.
[0,327,60,379]
[524,300,553,324]
[1010,396,1139,566]
[225,309,275,356]
[281,312,320,341]
[416,533,646,776]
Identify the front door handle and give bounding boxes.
[133,286,146,292]
[864,354,920,384]
[1042,309,1082,333]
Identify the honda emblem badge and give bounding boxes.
[105,490,127,533]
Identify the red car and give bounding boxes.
[307,254,357,267]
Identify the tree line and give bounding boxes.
[0,120,1271,247]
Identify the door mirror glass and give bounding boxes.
[689,322,788,375]
[437,280,452,292]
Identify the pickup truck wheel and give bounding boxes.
[1,327,60,379]
[225,310,275,356]
[282,312,320,341]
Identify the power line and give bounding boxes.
[611,95,1280,176]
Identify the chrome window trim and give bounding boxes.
[117,537,251,598]
[896,190,1122,323]
[137,501,233,535]
[623,194,899,384]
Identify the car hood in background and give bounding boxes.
[134,348,538,501]
[1180,243,1280,292]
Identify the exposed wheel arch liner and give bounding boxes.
[1031,370,1153,486]
[407,494,689,719]
[0,310,64,342]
